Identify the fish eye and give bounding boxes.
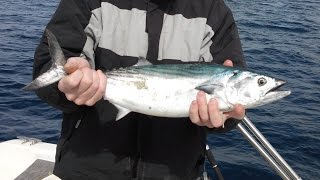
[258,78,267,86]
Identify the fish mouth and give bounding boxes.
[266,80,286,95]
[261,80,291,105]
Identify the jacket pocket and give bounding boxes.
[55,109,86,163]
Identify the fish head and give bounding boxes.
[226,71,291,109]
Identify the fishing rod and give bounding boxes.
[237,116,302,180]
[205,145,224,180]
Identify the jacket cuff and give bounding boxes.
[207,118,241,133]
[35,82,82,114]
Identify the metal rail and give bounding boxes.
[237,116,302,180]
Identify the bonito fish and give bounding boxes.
[23,30,291,120]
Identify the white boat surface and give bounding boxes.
[0,137,56,180]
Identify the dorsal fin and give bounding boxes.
[134,57,153,66]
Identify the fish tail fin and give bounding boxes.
[22,29,67,91]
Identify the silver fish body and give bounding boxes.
[23,30,291,120]
[105,64,290,120]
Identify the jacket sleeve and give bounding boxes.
[206,0,246,133]
[32,0,98,113]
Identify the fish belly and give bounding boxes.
[105,76,199,117]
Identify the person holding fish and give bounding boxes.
[30,0,247,179]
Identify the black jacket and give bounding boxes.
[33,0,246,179]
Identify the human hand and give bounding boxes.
[58,57,107,106]
[189,60,245,128]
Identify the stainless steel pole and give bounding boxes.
[242,116,302,180]
[237,116,302,180]
[237,123,291,180]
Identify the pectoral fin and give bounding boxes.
[195,81,224,94]
[114,105,131,121]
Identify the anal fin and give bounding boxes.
[114,105,131,121]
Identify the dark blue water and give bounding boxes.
[0,0,319,179]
